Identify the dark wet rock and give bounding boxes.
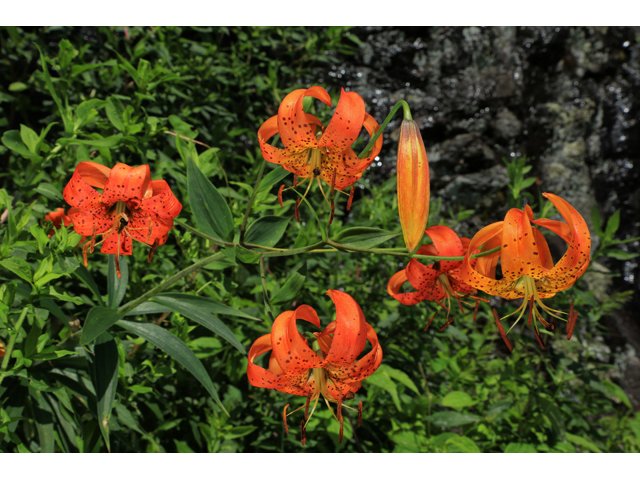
[321,26,640,401]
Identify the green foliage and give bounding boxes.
[0,26,637,454]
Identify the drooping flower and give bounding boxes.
[397,119,430,252]
[247,290,382,445]
[44,208,72,237]
[257,86,383,218]
[387,225,486,330]
[461,193,591,349]
[63,162,182,277]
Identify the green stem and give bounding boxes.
[357,100,411,159]
[239,160,267,245]
[261,241,326,258]
[0,307,29,384]
[175,219,235,247]
[117,252,225,315]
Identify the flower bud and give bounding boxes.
[397,119,430,252]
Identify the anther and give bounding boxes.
[300,419,306,446]
[293,175,298,188]
[425,310,438,331]
[527,297,534,327]
[347,186,355,211]
[295,199,301,222]
[115,254,121,279]
[304,391,312,420]
[534,327,546,350]
[493,308,513,352]
[357,401,363,428]
[278,184,285,208]
[283,404,290,435]
[473,299,480,322]
[438,316,454,332]
[147,238,159,263]
[82,242,90,267]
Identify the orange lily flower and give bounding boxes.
[461,193,590,349]
[44,208,72,237]
[397,119,430,252]
[63,161,182,277]
[247,290,382,445]
[387,225,486,330]
[257,86,383,219]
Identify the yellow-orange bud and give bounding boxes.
[397,119,430,252]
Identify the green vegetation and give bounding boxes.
[1,27,638,453]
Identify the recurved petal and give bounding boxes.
[100,231,133,256]
[341,323,383,382]
[67,207,112,235]
[270,309,322,375]
[128,211,171,246]
[63,162,111,210]
[101,164,151,209]
[461,221,504,295]
[277,87,331,151]
[318,89,365,151]
[538,193,591,283]
[323,290,367,365]
[247,334,281,389]
[425,225,465,272]
[387,269,430,305]
[405,259,438,291]
[141,179,182,219]
[500,206,547,280]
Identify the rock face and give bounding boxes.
[326,26,640,403]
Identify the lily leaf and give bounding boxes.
[332,227,399,249]
[81,306,124,345]
[245,216,291,248]
[117,320,227,414]
[89,332,119,452]
[187,157,234,242]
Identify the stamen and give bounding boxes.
[347,186,355,211]
[328,198,335,226]
[316,176,330,205]
[527,297,534,327]
[90,224,97,253]
[567,301,577,340]
[115,253,121,279]
[293,175,298,188]
[534,327,546,350]
[330,168,337,197]
[278,184,284,208]
[147,238,159,263]
[295,199,301,222]
[473,299,480,322]
[493,308,513,351]
[339,419,344,444]
[304,391,312,420]
[82,241,90,267]
[337,397,344,444]
[425,310,439,331]
[300,419,306,446]
[438,316,454,332]
[146,217,153,242]
[283,404,290,434]
[357,401,363,427]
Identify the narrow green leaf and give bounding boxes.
[35,183,64,201]
[152,294,246,353]
[605,210,620,239]
[257,166,290,193]
[445,436,481,453]
[154,293,260,321]
[90,332,119,452]
[38,298,71,328]
[366,369,401,411]
[29,388,55,453]
[20,125,39,153]
[428,412,480,428]
[504,442,538,453]
[187,158,234,242]
[73,265,105,306]
[81,306,124,345]
[105,96,126,132]
[116,320,227,414]
[332,227,399,249]
[108,255,128,309]
[235,245,261,264]
[1,130,42,161]
[124,301,172,317]
[441,391,476,410]
[245,216,291,248]
[565,433,602,453]
[0,257,33,283]
[269,266,306,305]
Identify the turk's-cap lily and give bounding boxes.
[387,225,486,330]
[461,193,591,349]
[247,290,382,445]
[63,161,182,277]
[397,119,430,252]
[257,86,383,217]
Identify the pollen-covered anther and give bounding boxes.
[347,186,355,211]
[283,404,290,434]
[493,308,513,351]
[278,184,285,208]
[147,238,159,263]
[295,199,301,222]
